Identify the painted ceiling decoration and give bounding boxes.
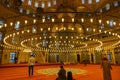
[0,0,120,52]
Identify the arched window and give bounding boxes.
[26,9,30,14]
[0,19,4,41]
[35,1,39,7]
[0,19,4,28]
[53,0,56,5]
[28,0,32,5]
[0,33,2,41]
[105,3,110,10]
[109,20,113,27]
[96,0,100,3]
[99,23,104,29]
[41,2,45,8]
[42,39,47,47]
[19,8,23,13]
[48,1,51,7]
[14,21,20,30]
[114,1,119,7]
[82,0,85,4]
[88,0,92,4]
[32,25,37,33]
[21,0,24,2]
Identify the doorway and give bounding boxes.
[77,54,80,63]
[55,54,59,62]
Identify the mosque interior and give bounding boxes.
[0,0,120,65]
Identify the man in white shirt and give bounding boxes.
[28,55,35,76]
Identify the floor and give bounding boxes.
[0,64,120,80]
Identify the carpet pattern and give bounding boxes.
[0,64,120,80]
[37,68,87,75]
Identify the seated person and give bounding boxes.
[56,65,66,80]
[67,71,75,80]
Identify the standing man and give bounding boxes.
[28,54,35,76]
[101,54,112,80]
[14,55,17,64]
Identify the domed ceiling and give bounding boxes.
[0,0,120,52]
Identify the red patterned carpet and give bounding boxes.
[0,64,120,80]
